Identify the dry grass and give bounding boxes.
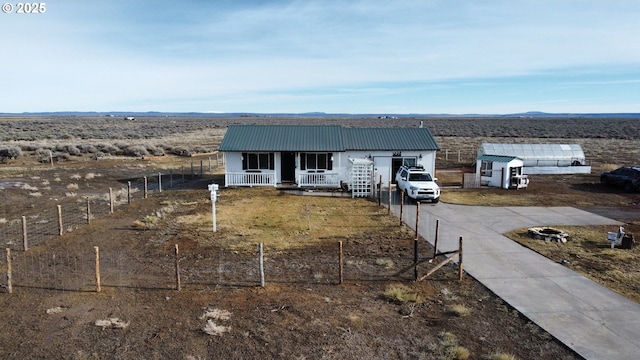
[383,284,420,304]
[484,352,518,360]
[449,304,473,317]
[180,187,408,250]
[506,224,640,303]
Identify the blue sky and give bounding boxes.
[1,0,639,114]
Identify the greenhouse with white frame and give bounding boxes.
[477,143,591,174]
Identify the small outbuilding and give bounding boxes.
[475,155,529,189]
[477,143,591,174]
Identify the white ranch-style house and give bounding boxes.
[218,125,440,194]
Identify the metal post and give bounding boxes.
[86,197,91,224]
[22,216,28,251]
[109,188,114,213]
[415,201,420,240]
[95,246,101,292]
[175,244,181,291]
[259,243,265,287]
[6,248,12,293]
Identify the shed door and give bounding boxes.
[281,152,296,182]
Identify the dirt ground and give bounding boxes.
[0,156,580,360]
[1,116,639,359]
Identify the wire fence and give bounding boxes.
[0,156,223,251]
[1,157,463,295]
[0,237,427,294]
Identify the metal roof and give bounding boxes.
[344,127,440,151]
[219,125,440,152]
[477,154,518,162]
[219,125,344,152]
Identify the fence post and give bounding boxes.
[208,157,212,171]
[415,201,420,240]
[433,219,440,259]
[22,216,28,251]
[414,239,419,281]
[339,241,344,284]
[57,205,63,236]
[144,176,148,199]
[378,175,382,206]
[109,188,114,213]
[175,244,181,291]
[388,184,392,214]
[86,197,91,224]
[200,160,204,176]
[158,172,162,192]
[399,191,404,226]
[259,243,265,287]
[458,236,464,281]
[127,182,132,204]
[6,248,12,294]
[169,169,173,188]
[94,246,101,292]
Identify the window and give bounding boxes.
[300,153,333,171]
[402,158,416,167]
[242,152,274,170]
[481,160,492,177]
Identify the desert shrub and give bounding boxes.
[52,152,69,162]
[172,146,192,157]
[34,148,51,157]
[146,145,165,156]
[123,145,149,157]
[21,143,42,152]
[95,143,120,155]
[193,145,210,154]
[160,144,174,153]
[66,145,82,156]
[78,144,99,154]
[0,146,23,159]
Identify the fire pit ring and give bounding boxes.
[527,227,569,243]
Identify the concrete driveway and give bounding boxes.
[392,200,640,360]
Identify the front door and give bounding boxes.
[281,152,296,183]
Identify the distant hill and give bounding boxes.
[1,111,639,118]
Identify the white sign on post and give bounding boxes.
[208,184,219,232]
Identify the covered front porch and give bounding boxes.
[225,171,342,188]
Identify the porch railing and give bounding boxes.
[297,172,341,188]
[225,172,276,187]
